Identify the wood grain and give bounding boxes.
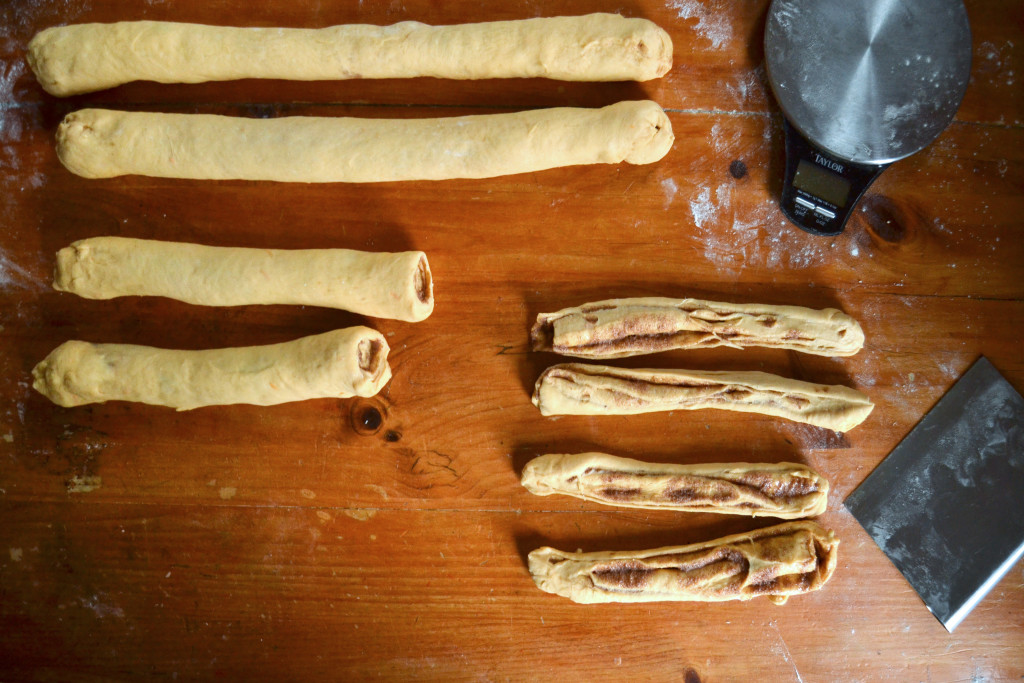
[1,0,1023,680]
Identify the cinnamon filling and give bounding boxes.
[599,487,642,500]
[540,307,831,355]
[414,255,432,304]
[732,472,819,499]
[592,561,652,590]
[547,367,818,415]
[357,338,384,377]
[583,468,820,507]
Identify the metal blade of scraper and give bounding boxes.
[845,356,1024,632]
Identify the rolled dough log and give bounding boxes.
[531,296,864,358]
[529,520,839,604]
[532,363,874,432]
[55,101,674,182]
[521,453,829,518]
[27,15,673,97]
[54,237,433,322]
[32,327,391,410]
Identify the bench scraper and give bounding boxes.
[845,357,1024,632]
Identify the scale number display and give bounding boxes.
[792,159,851,208]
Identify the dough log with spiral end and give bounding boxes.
[54,237,434,322]
[32,327,391,410]
[27,14,673,96]
[55,102,673,183]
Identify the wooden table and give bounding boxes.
[2,1,1022,680]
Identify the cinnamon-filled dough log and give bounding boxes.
[521,453,829,518]
[531,296,864,359]
[55,102,673,182]
[54,237,433,322]
[32,327,391,410]
[528,521,839,604]
[532,363,874,432]
[27,15,673,97]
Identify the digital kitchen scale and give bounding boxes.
[765,0,972,236]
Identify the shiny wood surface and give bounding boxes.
[1,0,1022,680]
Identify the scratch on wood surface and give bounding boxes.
[495,344,529,356]
[768,621,805,683]
[426,451,457,478]
[407,449,461,485]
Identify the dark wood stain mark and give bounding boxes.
[860,194,906,242]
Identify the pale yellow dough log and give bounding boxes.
[521,453,829,518]
[27,15,673,97]
[529,521,839,604]
[54,237,433,322]
[55,102,673,182]
[531,296,864,358]
[532,363,874,432]
[32,327,391,410]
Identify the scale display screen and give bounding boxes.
[792,160,851,208]
[777,119,887,235]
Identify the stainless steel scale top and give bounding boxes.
[765,0,973,166]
